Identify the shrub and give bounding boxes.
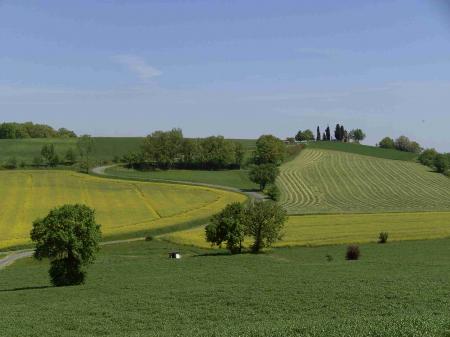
[4,157,18,169]
[378,232,389,244]
[145,236,154,241]
[346,245,360,260]
[267,184,280,201]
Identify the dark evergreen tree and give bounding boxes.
[316,126,321,141]
[334,124,341,141]
[325,126,331,141]
[340,125,345,142]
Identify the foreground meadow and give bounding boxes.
[1,239,449,337]
[0,170,246,249]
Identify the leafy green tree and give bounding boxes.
[30,204,101,286]
[267,184,280,201]
[379,137,395,149]
[394,136,421,153]
[243,201,287,253]
[205,202,245,254]
[418,148,438,167]
[434,153,450,174]
[41,144,56,166]
[142,128,184,169]
[64,148,78,165]
[77,135,95,173]
[295,129,314,142]
[248,164,280,191]
[253,135,286,165]
[349,129,366,143]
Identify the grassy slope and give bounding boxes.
[0,137,143,164]
[278,148,450,214]
[307,141,418,161]
[0,137,257,165]
[104,166,259,190]
[0,170,246,249]
[1,239,449,337]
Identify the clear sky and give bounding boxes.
[1,0,450,150]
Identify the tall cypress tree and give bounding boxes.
[316,126,321,141]
[334,124,341,141]
[340,125,345,142]
[325,126,331,141]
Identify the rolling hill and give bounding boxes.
[277,148,450,214]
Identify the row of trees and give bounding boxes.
[294,125,366,143]
[0,122,77,139]
[124,129,244,170]
[419,149,450,176]
[378,136,422,153]
[205,200,287,254]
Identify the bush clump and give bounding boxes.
[378,232,389,244]
[346,245,360,260]
[267,184,280,201]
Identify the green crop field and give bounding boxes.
[104,165,259,190]
[278,148,450,214]
[0,137,256,166]
[0,170,246,249]
[306,141,418,161]
[1,239,449,337]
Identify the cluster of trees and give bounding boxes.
[248,135,286,198]
[205,200,287,254]
[378,136,422,153]
[124,129,244,170]
[294,124,366,143]
[419,149,450,176]
[0,122,77,139]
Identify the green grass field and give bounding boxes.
[1,239,449,337]
[0,170,246,249]
[278,148,450,214]
[104,165,259,190]
[0,137,257,166]
[307,141,418,161]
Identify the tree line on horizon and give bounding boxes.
[0,122,77,139]
[291,124,366,143]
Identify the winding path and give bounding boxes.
[91,165,266,201]
[0,238,147,270]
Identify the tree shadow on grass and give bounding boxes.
[0,285,52,292]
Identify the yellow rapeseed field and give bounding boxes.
[161,211,450,248]
[0,170,246,248]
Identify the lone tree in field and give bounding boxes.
[248,163,280,191]
[30,204,101,287]
[205,202,245,254]
[243,200,287,253]
[77,135,95,173]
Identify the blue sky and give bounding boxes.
[1,0,450,150]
